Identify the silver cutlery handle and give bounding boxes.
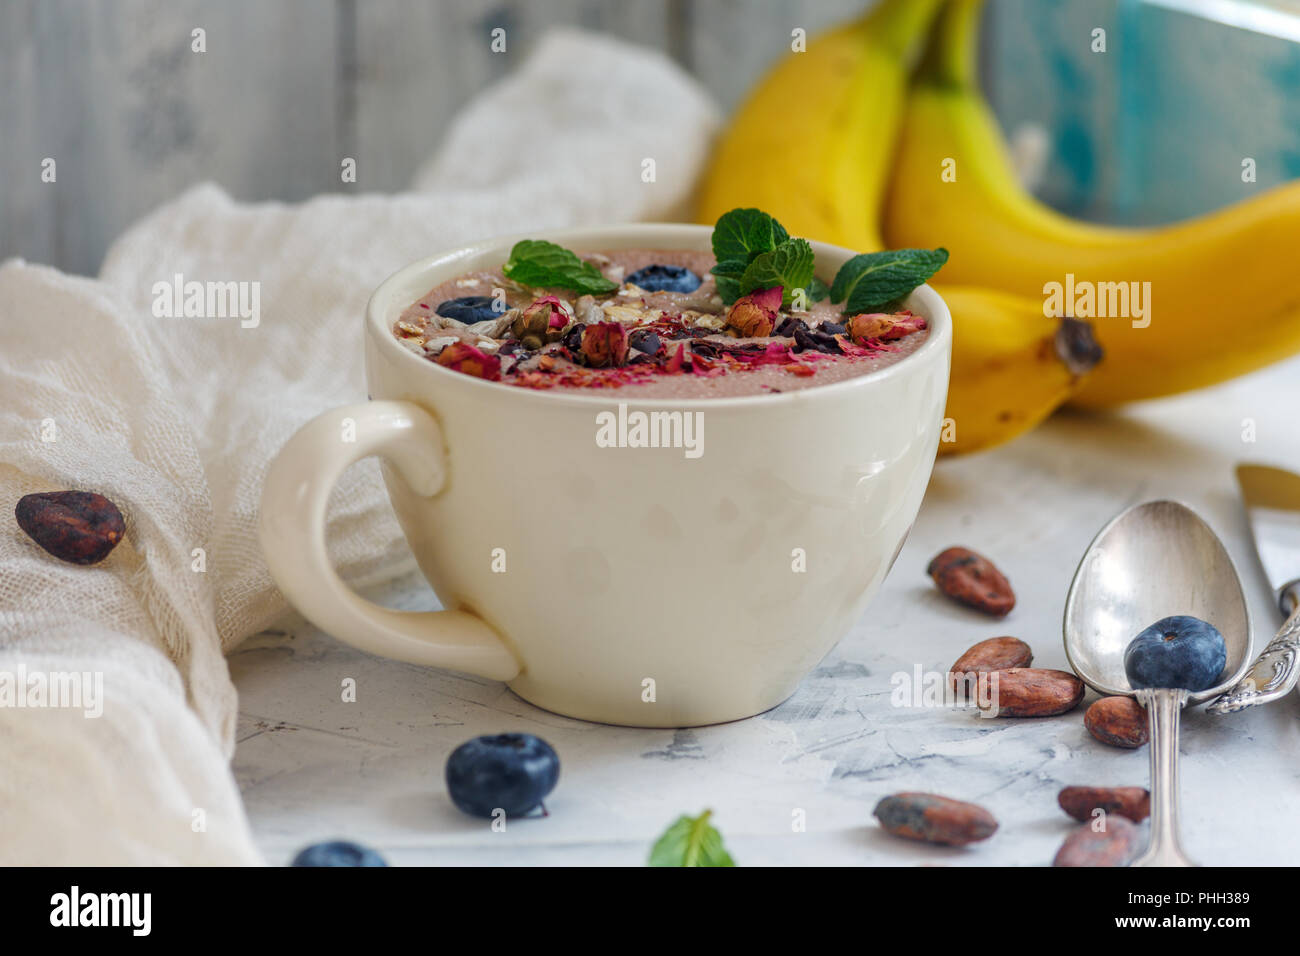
[1131,688,1194,867]
[1207,589,1300,715]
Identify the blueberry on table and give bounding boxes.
[290,841,388,867]
[1124,615,1227,692]
[436,295,504,324]
[624,264,702,294]
[445,733,560,819]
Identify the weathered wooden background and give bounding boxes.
[3,0,1300,276]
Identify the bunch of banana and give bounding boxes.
[696,0,1103,455]
[885,0,1300,406]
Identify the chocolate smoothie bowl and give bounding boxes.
[261,213,952,727]
[392,210,938,401]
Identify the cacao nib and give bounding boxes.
[629,330,662,356]
[774,316,809,338]
[661,325,697,341]
[792,327,843,355]
[562,323,587,353]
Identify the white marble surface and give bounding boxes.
[232,355,1300,866]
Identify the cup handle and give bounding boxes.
[259,400,520,681]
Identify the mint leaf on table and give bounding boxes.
[502,239,619,295]
[648,809,736,867]
[805,276,830,303]
[711,208,789,264]
[829,247,949,314]
[739,238,815,307]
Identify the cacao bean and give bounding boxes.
[927,546,1015,617]
[873,792,998,846]
[978,667,1085,717]
[1084,695,1149,748]
[949,636,1033,692]
[15,491,125,565]
[1053,817,1142,867]
[1058,786,1150,824]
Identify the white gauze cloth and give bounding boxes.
[0,29,720,865]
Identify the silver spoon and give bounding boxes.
[1063,500,1253,867]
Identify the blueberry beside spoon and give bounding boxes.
[1125,616,1227,693]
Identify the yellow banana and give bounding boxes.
[696,0,1098,455]
[888,0,1147,251]
[884,0,1300,406]
[938,286,1101,455]
[695,0,943,249]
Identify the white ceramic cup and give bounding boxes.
[259,224,951,727]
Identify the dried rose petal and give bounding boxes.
[580,321,630,367]
[688,351,727,376]
[748,286,783,312]
[846,310,927,347]
[837,338,877,357]
[732,342,796,367]
[435,342,502,381]
[664,342,687,373]
[726,286,783,338]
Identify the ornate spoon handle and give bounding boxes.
[1208,590,1300,715]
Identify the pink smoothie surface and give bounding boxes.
[394,249,929,398]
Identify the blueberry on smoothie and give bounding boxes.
[445,733,560,819]
[290,840,388,867]
[624,264,702,294]
[436,295,503,324]
[1123,615,1227,692]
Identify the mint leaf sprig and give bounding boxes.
[710,209,814,307]
[708,208,945,313]
[648,809,736,867]
[502,239,619,295]
[828,247,949,314]
[712,207,790,263]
